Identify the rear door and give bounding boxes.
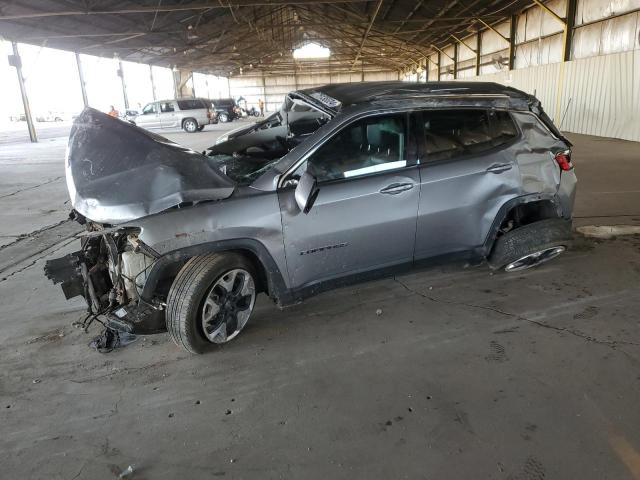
[159,101,179,129]
[278,112,420,289]
[136,102,161,129]
[414,109,522,260]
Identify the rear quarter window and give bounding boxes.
[177,99,206,110]
[419,109,518,163]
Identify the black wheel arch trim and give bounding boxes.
[140,238,292,305]
[482,193,567,256]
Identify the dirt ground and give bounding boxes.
[1,126,639,479]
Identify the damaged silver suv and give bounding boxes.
[45,81,576,353]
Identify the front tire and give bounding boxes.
[488,218,572,272]
[166,253,257,354]
[183,118,198,133]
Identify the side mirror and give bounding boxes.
[294,171,319,214]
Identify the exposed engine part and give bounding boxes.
[111,248,154,302]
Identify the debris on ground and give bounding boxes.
[118,465,135,478]
[88,327,138,353]
[376,308,383,316]
[26,328,65,344]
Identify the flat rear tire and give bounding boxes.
[488,218,572,272]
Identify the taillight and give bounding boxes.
[554,150,573,171]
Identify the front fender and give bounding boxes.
[140,238,292,306]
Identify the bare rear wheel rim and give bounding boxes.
[201,269,256,344]
[505,246,566,272]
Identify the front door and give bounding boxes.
[279,112,420,290]
[413,109,522,260]
[137,102,161,129]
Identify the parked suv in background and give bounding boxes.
[133,98,215,132]
[46,81,576,354]
[212,98,238,123]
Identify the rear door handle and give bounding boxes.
[486,163,513,173]
[380,182,414,195]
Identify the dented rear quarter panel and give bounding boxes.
[511,111,565,197]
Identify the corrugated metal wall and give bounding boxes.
[401,0,640,142]
[465,50,640,141]
[228,70,399,113]
[467,49,640,141]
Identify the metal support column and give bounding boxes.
[508,15,517,70]
[453,43,458,79]
[9,42,37,142]
[563,0,577,61]
[118,61,129,109]
[173,70,180,98]
[149,65,157,101]
[75,53,88,108]
[475,33,482,76]
[437,51,441,81]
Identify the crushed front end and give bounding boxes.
[44,218,166,335]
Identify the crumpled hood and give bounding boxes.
[66,107,235,224]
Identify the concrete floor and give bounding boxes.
[1,124,639,479]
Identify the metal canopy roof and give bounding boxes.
[0,0,534,76]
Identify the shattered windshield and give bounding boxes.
[206,96,332,185]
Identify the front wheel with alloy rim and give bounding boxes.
[183,118,199,133]
[166,253,257,354]
[488,218,572,272]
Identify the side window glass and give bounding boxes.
[489,110,518,146]
[177,99,205,110]
[142,103,156,115]
[160,102,175,113]
[307,114,407,182]
[421,109,518,163]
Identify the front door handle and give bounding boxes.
[486,163,513,174]
[380,182,414,195]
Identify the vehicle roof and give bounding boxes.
[294,81,534,112]
[156,98,210,103]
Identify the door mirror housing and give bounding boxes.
[294,171,319,214]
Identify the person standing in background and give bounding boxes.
[258,98,264,117]
[108,105,119,117]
